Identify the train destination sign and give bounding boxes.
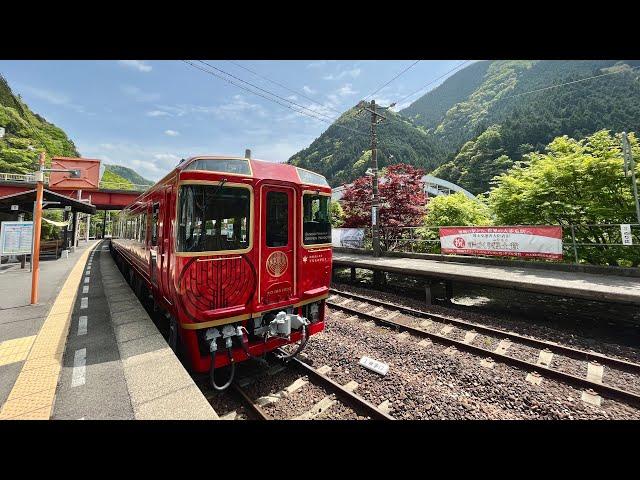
[439,226,563,260]
[0,221,34,256]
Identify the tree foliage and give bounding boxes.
[488,130,640,265]
[341,163,427,250]
[0,75,79,172]
[424,192,492,227]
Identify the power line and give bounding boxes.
[395,60,471,107]
[182,60,368,137]
[226,60,373,130]
[503,64,640,100]
[196,60,348,127]
[364,60,421,101]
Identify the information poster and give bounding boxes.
[439,226,563,260]
[0,221,34,255]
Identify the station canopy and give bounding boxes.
[0,188,96,215]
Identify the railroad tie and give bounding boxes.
[463,330,477,344]
[537,348,554,367]
[494,339,511,355]
[386,310,401,321]
[396,331,411,342]
[371,307,385,315]
[480,358,495,369]
[377,400,392,414]
[317,365,333,375]
[581,389,602,407]
[419,319,433,329]
[443,346,458,355]
[343,380,359,393]
[340,298,354,306]
[363,321,377,329]
[525,371,543,386]
[358,302,370,309]
[220,411,238,420]
[418,339,432,348]
[294,396,337,420]
[586,361,604,384]
[346,315,360,322]
[440,325,454,335]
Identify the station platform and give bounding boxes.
[0,240,218,420]
[333,252,640,306]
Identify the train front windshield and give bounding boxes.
[303,194,331,245]
[177,184,250,252]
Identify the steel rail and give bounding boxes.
[328,298,640,408]
[277,349,395,420]
[330,288,640,374]
[231,383,272,420]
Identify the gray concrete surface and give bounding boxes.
[104,245,218,419]
[0,241,97,408]
[333,252,640,306]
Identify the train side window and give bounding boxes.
[151,203,159,246]
[266,191,288,247]
[302,194,331,245]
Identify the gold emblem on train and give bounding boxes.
[266,251,288,277]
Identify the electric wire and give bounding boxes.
[182,60,368,138]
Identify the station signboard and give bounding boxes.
[0,221,34,255]
[439,226,563,260]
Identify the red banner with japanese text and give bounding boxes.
[439,226,563,260]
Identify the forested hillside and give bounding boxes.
[288,106,445,186]
[0,75,79,173]
[104,164,153,186]
[405,60,640,193]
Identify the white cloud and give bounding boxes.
[146,110,171,117]
[323,68,361,81]
[164,129,180,136]
[121,85,161,102]
[307,61,327,69]
[118,60,153,72]
[302,86,316,95]
[337,83,358,96]
[17,85,86,113]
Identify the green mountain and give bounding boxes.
[0,74,79,173]
[99,168,135,190]
[0,74,151,190]
[288,106,445,186]
[403,60,640,193]
[104,164,153,187]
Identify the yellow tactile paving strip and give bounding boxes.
[0,244,97,420]
[0,336,36,367]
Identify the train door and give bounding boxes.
[259,185,295,305]
[150,202,160,289]
[161,185,173,303]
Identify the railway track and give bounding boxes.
[201,351,394,420]
[328,288,640,409]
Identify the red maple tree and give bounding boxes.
[341,163,427,250]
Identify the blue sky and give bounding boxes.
[0,60,466,182]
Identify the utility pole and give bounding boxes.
[30,152,45,304]
[357,99,391,258]
[622,132,640,224]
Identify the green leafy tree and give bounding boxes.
[329,200,345,227]
[424,192,492,226]
[488,130,640,265]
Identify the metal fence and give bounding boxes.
[356,224,640,266]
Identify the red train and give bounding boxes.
[110,154,332,390]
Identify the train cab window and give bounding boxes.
[303,194,331,245]
[266,191,289,247]
[151,203,159,246]
[177,184,251,253]
[184,159,251,176]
